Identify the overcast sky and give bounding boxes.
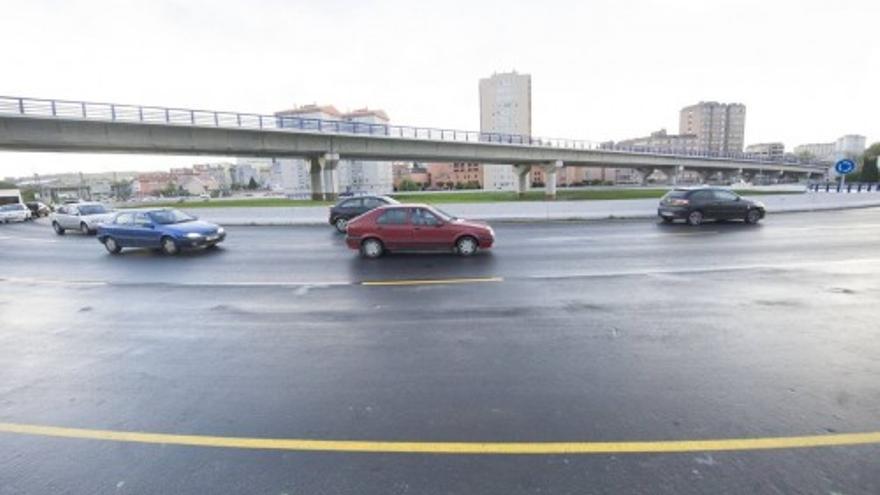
[1,0,877,177]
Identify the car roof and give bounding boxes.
[114,207,174,214]
[373,203,434,210]
[671,187,733,193]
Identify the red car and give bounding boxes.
[345,204,495,258]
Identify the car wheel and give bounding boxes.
[687,210,703,226]
[456,236,478,256]
[745,209,762,224]
[52,222,65,235]
[160,236,179,255]
[80,222,91,235]
[360,238,384,259]
[334,217,349,233]
[661,216,674,224]
[103,237,122,254]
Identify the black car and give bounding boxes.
[25,201,51,218]
[328,195,399,232]
[658,188,765,226]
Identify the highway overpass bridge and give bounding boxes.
[0,96,826,199]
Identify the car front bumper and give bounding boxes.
[183,232,226,247]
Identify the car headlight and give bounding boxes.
[186,232,203,239]
[217,227,225,234]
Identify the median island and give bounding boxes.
[128,188,802,209]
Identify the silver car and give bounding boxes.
[0,203,31,223]
[51,202,115,235]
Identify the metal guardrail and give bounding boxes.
[810,182,880,193]
[0,95,826,169]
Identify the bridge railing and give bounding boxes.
[0,95,827,169]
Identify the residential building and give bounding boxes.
[479,71,531,190]
[617,129,701,153]
[793,142,836,162]
[270,105,393,197]
[835,134,866,159]
[745,142,785,161]
[339,109,394,195]
[679,101,746,153]
[392,163,430,190]
[794,135,865,163]
[232,160,272,188]
[133,172,172,198]
[425,162,482,189]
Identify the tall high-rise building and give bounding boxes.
[679,101,746,153]
[479,71,531,190]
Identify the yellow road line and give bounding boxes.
[2,422,880,455]
[362,277,503,287]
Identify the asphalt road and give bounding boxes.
[2,209,880,494]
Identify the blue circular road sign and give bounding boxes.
[835,159,856,175]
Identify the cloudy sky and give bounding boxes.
[1,0,877,177]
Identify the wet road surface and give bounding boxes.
[1,209,880,494]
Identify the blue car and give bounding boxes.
[97,208,226,255]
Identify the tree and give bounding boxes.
[398,178,420,191]
[161,182,178,197]
[247,177,259,190]
[860,143,880,182]
[0,180,17,189]
[861,161,879,182]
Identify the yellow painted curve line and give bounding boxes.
[2,423,880,455]
[361,277,503,287]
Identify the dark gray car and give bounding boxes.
[328,195,399,233]
[658,188,765,226]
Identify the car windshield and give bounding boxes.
[430,206,456,221]
[148,209,195,224]
[78,204,107,215]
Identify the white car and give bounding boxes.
[51,202,115,235]
[0,203,31,223]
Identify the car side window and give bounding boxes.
[342,198,363,208]
[713,190,739,201]
[690,191,712,202]
[115,213,134,225]
[134,213,151,226]
[363,198,383,208]
[412,208,441,226]
[57,206,67,215]
[376,209,409,225]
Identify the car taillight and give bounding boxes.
[669,199,689,206]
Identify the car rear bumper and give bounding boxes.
[658,206,688,219]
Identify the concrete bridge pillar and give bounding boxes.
[670,165,684,186]
[309,158,323,201]
[309,152,340,201]
[543,160,563,200]
[514,165,531,198]
[636,167,655,186]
